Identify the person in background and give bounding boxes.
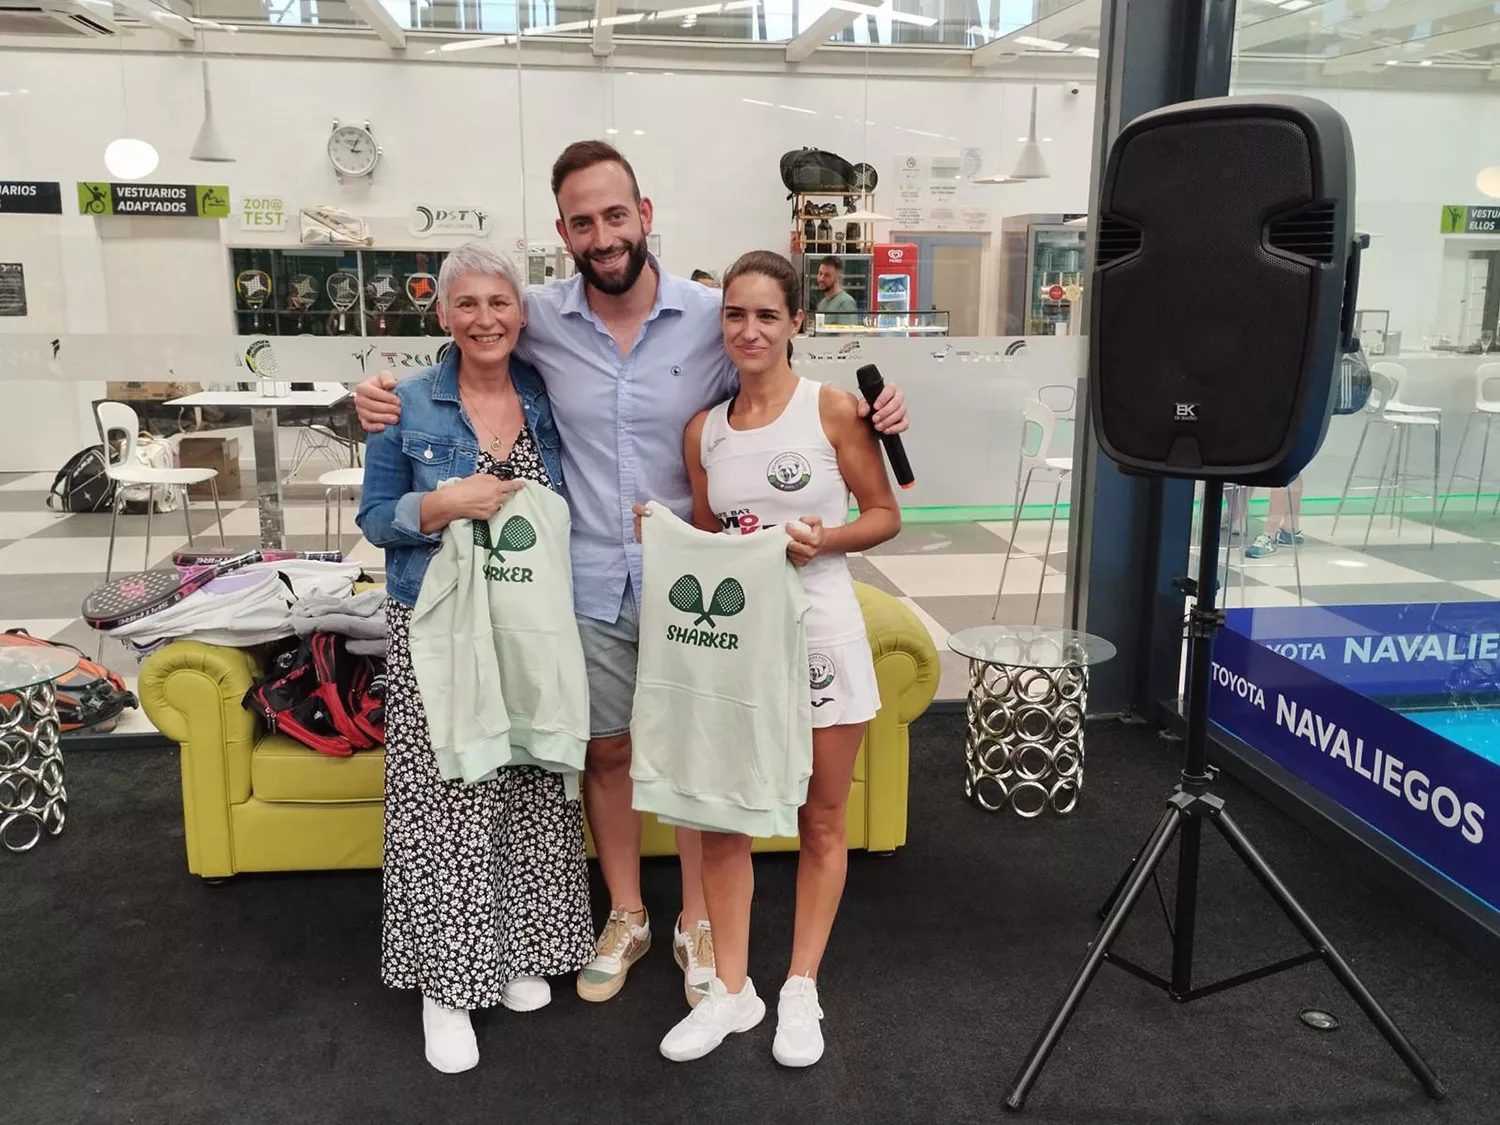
[352,140,909,1015]
[814,256,859,324]
[355,242,594,1075]
[691,269,720,288]
[645,250,901,1068]
[1245,475,1305,557]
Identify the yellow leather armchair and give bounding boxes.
[140,583,939,880]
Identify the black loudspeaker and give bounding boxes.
[1089,95,1364,486]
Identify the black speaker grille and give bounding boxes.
[1095,216,1143,265]
[1267,201,1338,263]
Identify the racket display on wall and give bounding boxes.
[368,270,399,334]
[327,271,360,334]
[287,274,318,333]
[236,269,273,331]
[83,550,266,630]
[851,162,878,191]
[406,272,438,333]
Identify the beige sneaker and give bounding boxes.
[577,907,652,1003]
[673,913,716,1008]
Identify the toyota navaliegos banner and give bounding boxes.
[1223,603,1500,698]
[1210,626,1500,909]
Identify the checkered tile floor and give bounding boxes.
[5,465,1499,719]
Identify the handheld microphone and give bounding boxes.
[855,364,915,490]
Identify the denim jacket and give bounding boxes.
[356,348,565,607]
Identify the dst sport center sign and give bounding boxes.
[1210,624,1500,910]
[77,182,231,218]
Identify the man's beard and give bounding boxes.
[574,236,650,296]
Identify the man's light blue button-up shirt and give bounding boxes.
[517,263,736,624]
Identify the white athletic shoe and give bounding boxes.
[422,996,479,1074]
[659,977,766,1062]
[773,976,825,1068]
[500,975,552,1012]
[673,914,716,1008]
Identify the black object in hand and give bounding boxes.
[855,364,915,489]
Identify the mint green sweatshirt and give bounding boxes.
[409,482,588,796]
[629,503,812,838]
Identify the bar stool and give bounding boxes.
[318,468,364,550]
[993,398,1071,624]
[1332,367,1440,548]
[1440,362,1500,520]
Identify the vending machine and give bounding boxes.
[873,243,919,315]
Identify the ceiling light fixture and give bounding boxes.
[742,97,774,106]
[437,34,516,51]
[105,138,159,180]
[653,2,721,15]
[1010,86,1050,180]
[778,104,817,114]
[1074,46,1099,58]
[967,25,999,39]
[1477,166,1500,199]
[1015,34,1069,51]
[633,128,645,135]
[885,9,938,26]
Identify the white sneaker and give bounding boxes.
[659,977,766,1062]
[673,914,716,1008]
[422,996,479,1074]
[500,975,551,1012]
[773,976,825,1068]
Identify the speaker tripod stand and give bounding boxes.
[1004,480,1446,1112]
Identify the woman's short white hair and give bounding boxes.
[437,241,526,310]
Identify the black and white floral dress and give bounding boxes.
[381,427,595,1010]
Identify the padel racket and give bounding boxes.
[702,578,745,627]
[83,550,264,630]
[327,271,360,334]
[406,273,438,334]
[288,274,318,333]
[244,338,281,390]
[368,271,399,334]
[236,269,272,332]
[172,548,344,566]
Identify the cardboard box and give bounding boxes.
[105,381,202,402]
[178,436,241,499]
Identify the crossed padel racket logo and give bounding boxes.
[669,574,746,628]
[474,516,536,564]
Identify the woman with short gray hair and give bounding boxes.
[357,241,593,1075]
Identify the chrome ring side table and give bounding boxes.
[0,647,81,853]
[948,627,1116,818]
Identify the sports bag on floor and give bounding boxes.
[0,630,138,733]
[244,632,386,757]
[46,445,115,514]
[117,434,183,514]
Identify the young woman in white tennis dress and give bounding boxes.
[651,250,901,1068]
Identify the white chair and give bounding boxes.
[96,401,227,583]
[1331,368,1440,548]
[319,467,365,550]
[1440,362,1500,520]
[992,398,1072,624]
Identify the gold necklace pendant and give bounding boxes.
[489,435,505,454]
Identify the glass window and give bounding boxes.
[1208,3,1500,913]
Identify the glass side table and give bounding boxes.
[947,627,1116,818]
[0,645,80,853]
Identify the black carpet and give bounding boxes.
[5,715,1499,1125]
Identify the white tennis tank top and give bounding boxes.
[701,376,866,646]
